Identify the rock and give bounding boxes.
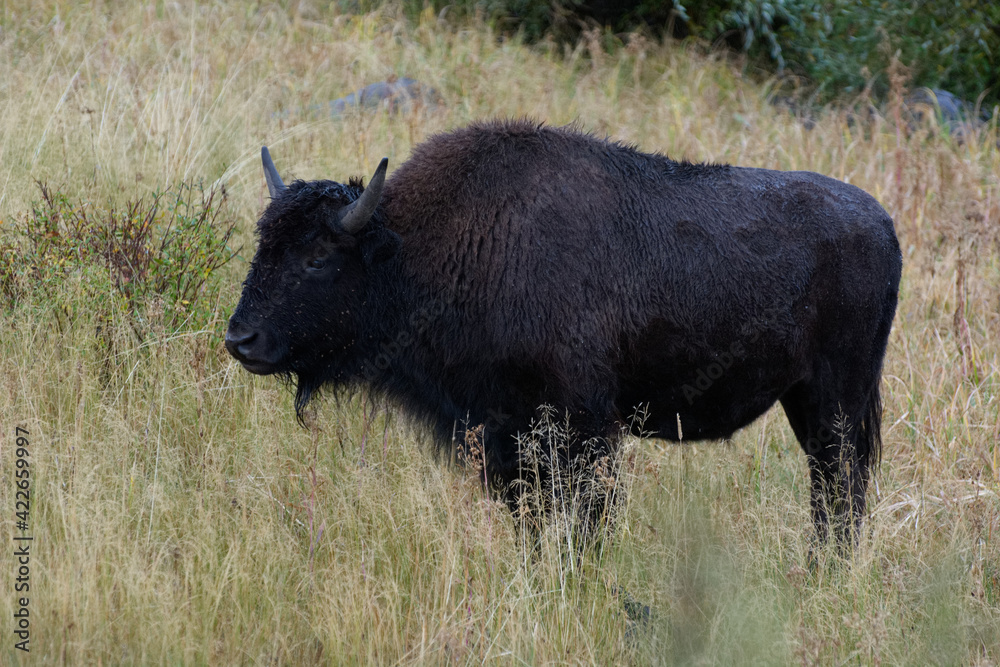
[275,77,443,120]
[327,77,441,116]
[903,87,990,139]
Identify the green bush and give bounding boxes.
[0,182,237,336]
[373,0,1000,110]
[719,0,1000,109]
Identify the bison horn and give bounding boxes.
[338,158,389,234]
[261,146,286,198]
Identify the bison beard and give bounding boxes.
[226,119,902,546]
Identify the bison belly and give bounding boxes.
[616,319,807,441]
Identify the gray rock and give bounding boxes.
[275,77,442,120]
[903,87,990,139]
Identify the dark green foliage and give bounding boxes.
[685,1,999,110]
[373,0,1000,110]
[738,0,1000,110]
[0,182,237,335]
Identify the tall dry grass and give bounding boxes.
[1,1,998,664]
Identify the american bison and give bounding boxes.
[226,119,901,543]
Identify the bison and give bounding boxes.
[226,119,901,544]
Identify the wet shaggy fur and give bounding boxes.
[227,119,902,541]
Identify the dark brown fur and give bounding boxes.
[227,119,902,542]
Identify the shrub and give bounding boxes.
[374,0,1000,110]
[0,182,238,337]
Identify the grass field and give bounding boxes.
[2,2,999,664]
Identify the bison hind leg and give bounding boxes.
[780,374,883,548]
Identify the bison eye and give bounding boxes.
[307,257,326,271]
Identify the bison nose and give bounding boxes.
[224,328,257,359]
[225,321,284,374]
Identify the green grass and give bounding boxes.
[1,1,999,664]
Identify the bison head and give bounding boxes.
[225,148,399,412]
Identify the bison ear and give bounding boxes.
[360,227,402,267]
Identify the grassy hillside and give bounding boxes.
[1,2,998,664]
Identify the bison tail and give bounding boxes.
[857,378,883,476]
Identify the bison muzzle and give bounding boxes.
[226,119,902,544]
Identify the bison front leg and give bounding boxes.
[491,405,623,549]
